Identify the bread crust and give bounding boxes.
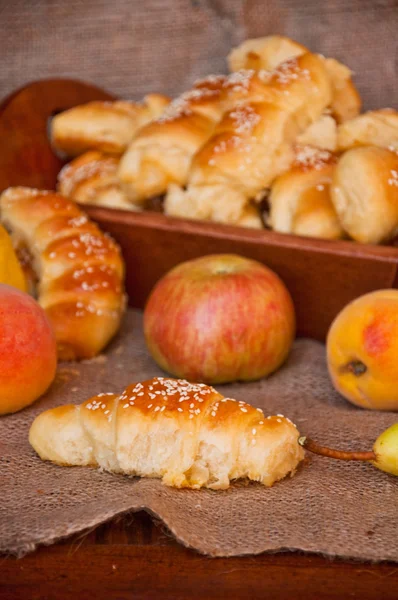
[0,187,126,359]
[337,109,398,152]
[331,146,398,243]
[269,146,343,240]
[57,151,138,211]
[165,53,332,226]
[51,96,170,157]
[29,376,304,489]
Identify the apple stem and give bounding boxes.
[298,436,376,462]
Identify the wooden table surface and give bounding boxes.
[1,511,397,600]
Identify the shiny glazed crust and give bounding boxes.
[228,36,361,124]
[165,53,333,226]
[331,146,398,243]
[29,376,304,490]
[0,187,126,360]
[57,151,139,211]
[269,146,343,239]
[51,95,170,157]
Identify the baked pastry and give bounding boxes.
[57,151,139,211]
[269,146,343,239]
[118,46,324,207]
[117,76,230,205]
[337,109,398,152]
[29,376,304,489]
[165,53,332,226]
[331,146,398,244]
[227,35,306,72]
[228,36,361,124]
[0,187,126,360]
[296,113,337,151]
[322,58,361,124]
[51,95,170,157]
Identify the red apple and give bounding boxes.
[0,284,57,415]
[144,254,295,383]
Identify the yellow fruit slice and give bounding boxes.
[0,224,27,292]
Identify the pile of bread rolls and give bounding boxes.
[52,36,398,245]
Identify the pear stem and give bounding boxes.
[298,436,376,462]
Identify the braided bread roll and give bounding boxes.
[29,376,304,489]
[331,146,398,244]
[57,151,139,211]
[228,36,361,124]
[117,76,230,205]
[296,114,337,151]
[117,47,320,207]
[227,35,306,72]
[337,109,398,152]
[51,95,170,157]
[166,53,332,226]
[269,146,343,240]
[0,187,125,360]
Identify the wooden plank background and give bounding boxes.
[0,0,397,108]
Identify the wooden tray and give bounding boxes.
[0,78,397,341]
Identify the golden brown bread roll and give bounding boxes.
[117,76,230,205]
[331,146,398,244]
[29,376,304,489]
[322,58,361,123]
[0,187,126,360]
[118,46,328,207]
[51,95,170,157]
[296,113,337,151]
[57,151,139,211]
[166,53,332,226]
[228,36,361,124]
[337,109,398,152]
[227,35,306,72]
[269,146,343,239]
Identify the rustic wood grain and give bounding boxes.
[1,512,398,600]
[0,79,114,191]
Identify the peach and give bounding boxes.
[0,284,57,415]
[327,289,398,411]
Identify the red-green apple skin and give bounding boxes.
[143,254,296,384]
[0,284,57,415]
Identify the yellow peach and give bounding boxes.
[326,289,398,411]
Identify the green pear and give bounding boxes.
[373,423,398,476]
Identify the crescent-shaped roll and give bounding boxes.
[117,76,230,205]
[322,58,361,123]
[0,187,126,360]
[165,53,332,226]
[118,47,327,207]
[51,95,170,157]
[57,151,139,211]
[228,36,361,124]
[331,146,398,244]
[337,109,398,152]
[29,376,304,490]
[296,114,337,151]
[269,146,343,239]
[227,35,307,72]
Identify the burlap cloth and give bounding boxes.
[0,0,397,109]
[1,309,397,560]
